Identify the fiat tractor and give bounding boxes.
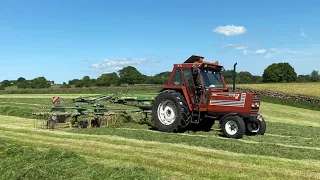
[151,55,266,139]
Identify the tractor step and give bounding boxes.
[191,113,200,124]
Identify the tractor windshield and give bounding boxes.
[200,70,224,88]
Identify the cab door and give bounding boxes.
[196,70,210,109]
[182,68,197,109]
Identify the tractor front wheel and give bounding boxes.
[152,90,190,132]
[246,116,267,135]
[220,115,246,139]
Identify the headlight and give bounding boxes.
[252,102,260,107]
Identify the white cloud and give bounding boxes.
[277,40,284,44]
[234,46,248,50]
[262,47,318,58]
[220,42,260,50]
[213,25,247,36]
[254,49,267,54]
[300,28,315,42]
[243,49,268,55]
[243,50,251,55]
[91,58,147,73]
[300,28,307,38]
[222,44,248,50]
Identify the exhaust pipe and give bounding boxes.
[233,63,237,92]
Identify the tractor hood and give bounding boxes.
[206,91,261,114]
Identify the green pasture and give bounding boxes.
[0,92,319,179]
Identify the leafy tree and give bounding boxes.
[81,76,92,87]
[68,79,80,85]
[221,70,234,84]
[75,81,83,87]
[16,77,28,88]
[90,78,97,86]
[1,80,11,87]
[237,71,253,84]
[118,66,144,85]
[262,62,297,82]
[0,85,4,90]
[252,76,262,83]
[61,82,71,88]
[150,71,171,84]
[297,75,311,82]
[17,77,26,83]
[30,77,51,88]
[96,72,120,86]
[17,81,30,89]
[310,70,320,82]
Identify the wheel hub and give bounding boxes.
[157,100,177,125]
[225,121,239,135]
[248,121,260,133]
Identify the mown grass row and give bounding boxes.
[0,124,320,180]
[0,139,160,180]
[0,111,319,162]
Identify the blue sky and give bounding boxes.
[1,0,320,83]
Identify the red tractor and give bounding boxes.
[151,55,266,139]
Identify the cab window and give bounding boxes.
[171,69,183,85]
[183,68,194,86]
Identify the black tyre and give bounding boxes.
[220,115,246,139]
[246,116,267,135]
[47,120,56,129]
[79,121,88,128]
[91,119,101,127]
[152,90,191,132]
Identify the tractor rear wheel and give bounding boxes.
[152,90,190,132]
[220,115,246,139]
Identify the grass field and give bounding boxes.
[237,82,320,98]
[0,93,320,179]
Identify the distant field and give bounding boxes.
[237,82,320,98]
[0,93,320,179]
[2,82,320,99]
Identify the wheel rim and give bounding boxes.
[248,122,260,132]
[157,99,177,125]
[225,121,239,135]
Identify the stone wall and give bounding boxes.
[229,88,320,104]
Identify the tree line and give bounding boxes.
[223,63,319,84]
[0,62,319,90]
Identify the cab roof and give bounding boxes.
[184,55,205,63]
[173,55,223,70]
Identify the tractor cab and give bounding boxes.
[188,56,228,92]
[164,55,228,107]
